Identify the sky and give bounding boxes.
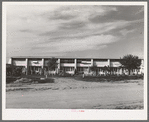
[6,5,144,62]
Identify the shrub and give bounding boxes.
[12,67,22,76]
[6,67,12,76]
[6,77,17,83]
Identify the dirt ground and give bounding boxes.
[6,77,144,109]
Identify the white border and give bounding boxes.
[2,2,148,120]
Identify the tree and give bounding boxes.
[103,66,111,75]
[47,57,58,71]
[6,64,20,76]
[119,54,141,75]
[90,65,98,76]
[6,64,12,76]
[11,66,22,76]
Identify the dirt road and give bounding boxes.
[6,78,143,109]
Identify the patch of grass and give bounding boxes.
[6,74,143,84]
[6,74,55,84]
[73,75,143,82]
[37,78,55,83]
[115,105,143,109]
[6,77,19,83]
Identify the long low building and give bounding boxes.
[7,56,144,75]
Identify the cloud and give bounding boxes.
[59,20,86,30]
[119,29,135,36]
[6,5,144,59]
[50,14,75,20]
[89,6,144,24]
[47,5,117,21]
[6,5,119,37]
[38,19,134,44]
[19,29,33,33]
[135,7,144,14]
[31,34,118,53]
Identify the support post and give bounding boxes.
[74,59,77,70]
[140,59,144,74]
[120,68,122,75]
[25,58,28,75]
[42,58,44,69]
[10,57,13,65]
[57,58,60,74]
[91,59,93,67]
[74,59,77,74]
[39,58,44,75]
[107,59,110,74]
[108,59,110,67]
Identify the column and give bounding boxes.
[108,59,110,67]
[141,59,144,74]
[107,59,110,75]
[42,58,44,69]
[120,68,122,75]
[40,58,44,75]
[25,58,28,75]
[57,58,60,73]
[74,59,77,70]
[74,59,77,74]
[9,57,13,65]
[91,59,93,67]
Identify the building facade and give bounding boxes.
[8,56,144,76]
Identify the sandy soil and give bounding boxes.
[6,77,144,109]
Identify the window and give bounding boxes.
[77,59,91,63]
[61,59,74,63]
[77,67,83,71]
[62,67,74,71]
[94,59,107,61]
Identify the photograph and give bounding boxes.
[2,1,147,120]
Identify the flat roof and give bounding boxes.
[11,56,117,59]
[11,56,143,60]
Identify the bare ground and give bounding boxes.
[6,77,144,109]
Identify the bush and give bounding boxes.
[6,67,12,76]
[6,77,18,83]
[12,67,22,76]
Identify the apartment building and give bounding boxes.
[7,56,144,76]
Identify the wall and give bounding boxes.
[94,61,108,67]
[11,58,144,75]
[29,59,42,66]
[77,63,91,67]
[110,61,121,67]
[60,63,75,67]
[12,59,26,66]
